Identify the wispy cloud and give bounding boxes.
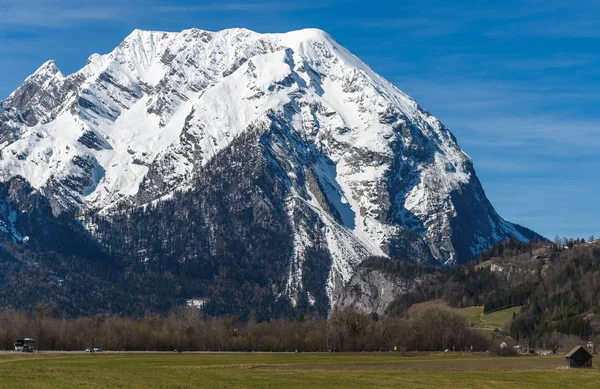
[487,19,600,39]
[393,75,600,166]
[344,0,600,42]
[499,57,600,70]
[157,1,334,13]
[0,0,134,28]
[346,16,464,39]
[483,0,600,38]
[0,0,336,30]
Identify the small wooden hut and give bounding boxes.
[565,346,593,368]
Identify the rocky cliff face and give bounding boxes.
[0,28,540,314]
[336,265,426,316]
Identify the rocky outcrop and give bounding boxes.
[335,257,440,315]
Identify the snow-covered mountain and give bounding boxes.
[0,28,539,311]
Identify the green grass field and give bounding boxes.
[0,352,598,388]
[461,306,521,330]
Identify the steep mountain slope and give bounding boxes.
[0,177,131,315]
[0,28,540,314]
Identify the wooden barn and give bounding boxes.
[565,346,593,368]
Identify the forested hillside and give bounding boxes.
[370,238,600,348]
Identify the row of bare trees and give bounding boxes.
[0,304,489,352]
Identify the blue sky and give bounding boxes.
[0,0,598,240]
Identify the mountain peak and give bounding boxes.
[281,28,333,42]
[30,60,63,80]
[35,59,60,73]
[121,28,176,43]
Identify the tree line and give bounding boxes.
[0,304,488,353]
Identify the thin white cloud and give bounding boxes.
[0,0,337,29]
[0,0,134,28]
[346,17,464,39]
[157,1,335,13]
[483,0,600,38]
[395,77,600,152]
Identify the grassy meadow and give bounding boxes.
[0,352,598,389]
[460,306,522,330]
